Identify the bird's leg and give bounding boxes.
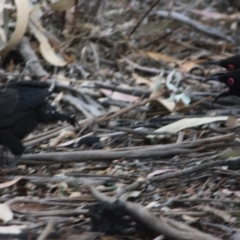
[0,149,22,168]
[0,146,22,168]
[0,136,25,168]
[0,146,7,167]
[0,146,15,168]
[9,155,21,169]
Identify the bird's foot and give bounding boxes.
[0,146,21,168]
[9,155,21,169]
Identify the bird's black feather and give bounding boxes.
[0,81,76,167]
[204,55,240,70]
[205,69,240,105]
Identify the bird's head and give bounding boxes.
[204,59,235,70]
[205,70,239,88]
[204,70,240,106]
[204,55,240,70]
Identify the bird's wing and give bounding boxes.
[0,81,50,127]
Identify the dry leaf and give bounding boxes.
[50,129,76,147]
[147,116,228,137]
[191,9,240,21]
[197,205,236,223]
[182,215,199,223]
[218,149,240,160]
[179,60,202,72]
[0,0,29,56]
[221,189,240,198]
[69,192,81,198]
[0,203,13,222]
[0,225,26,234]
[147,169,177,178]
[100,88,139,102]
[139,50,176,63]
[48,0,75,11]
[145,201,161,208]
[119,191,141,201]
[29,2,67,66]
[0,178,22,189]
[149,97,175,112]
[225,116,239,127]
[132,73,152,86]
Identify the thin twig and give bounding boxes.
[128,0,161,37]
[154,10,234,43]
[37,220,55,240]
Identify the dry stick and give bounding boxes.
[177,96,212,113]
[95,134,230,152]
[116,180,143,197]
[23,116,88,146]
[176,133,233,146]
[23,129,71,148]
[21,148,193,162]
[231,232,240,240]
[154,10,234,43]
[17,209,86,218]
[23,125,67,143]
[149,159,236,182]
[109,126,178,136]
[6,198,79,208]
[121,56,204,81]
[90,187,220,240]
[121,55,163,74]
[62,94,94,118]
[87,95,160,125]
[3,175,108,187]
[94,82,151,97]
[6,198,91,209]
[101,98,150,112]
[161,217,220,240]
[17,37,48,78]
[21,134,233,162]
[173,197,240,205]
[109,133,233,151]
[37,220,55,240]
[118,152,237,197]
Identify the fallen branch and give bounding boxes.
[90,187,220,240]
[21,134,233,163]
[154,10,234,43]
[149,159,231,182]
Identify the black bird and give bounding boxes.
[205,69,240,106]
[0,81,76,167]
[204,55,240,70]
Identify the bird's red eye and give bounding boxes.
[227,64,235,70]
[227,77,234,85]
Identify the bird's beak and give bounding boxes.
[203,60,221,66]
[204,73,230,107]
[204,73,224,83]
